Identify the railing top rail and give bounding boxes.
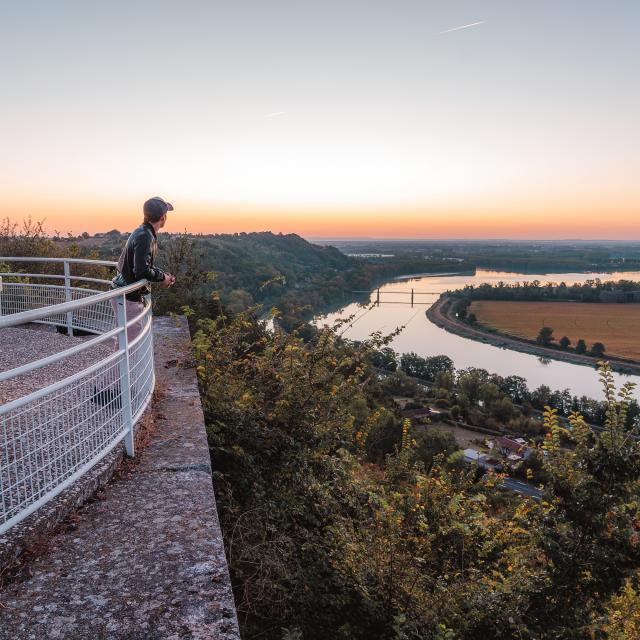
[0,256,118,267]
[0,254,156,535]
[0,272,114,284]
[0,278,148,329]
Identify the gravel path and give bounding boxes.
[0,325,114,405]
[1,325,123,529]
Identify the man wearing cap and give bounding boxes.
[111,196,176,342]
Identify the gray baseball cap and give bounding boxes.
[144,196,174,218]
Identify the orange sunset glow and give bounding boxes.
[1,2,638,239]
[5,194,638,240]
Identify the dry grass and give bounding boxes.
[470,301,640,360]
[429,422,488,449]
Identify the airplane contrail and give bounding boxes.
[439,21,485,34]
[264,111,286,118]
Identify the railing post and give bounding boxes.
[63,260,74,336]
[115,292,135,456]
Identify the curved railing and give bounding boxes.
[0,257,155,534]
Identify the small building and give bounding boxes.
[463,448,482,463]
[494,436,532,461]
[463,448,499,471]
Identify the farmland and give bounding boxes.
[470,300,640,360]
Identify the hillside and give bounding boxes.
[62,230,474,323]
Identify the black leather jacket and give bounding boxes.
[112,222,165,301]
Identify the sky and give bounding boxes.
[1,1,638,239]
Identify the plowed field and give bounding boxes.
[469,301,640,360]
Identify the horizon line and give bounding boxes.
[55,230,640,244]
[305,236,640,243]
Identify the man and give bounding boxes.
[111,196,176,342]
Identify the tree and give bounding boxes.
[434,370,455,392]
[479,382,501,407]
[537,366,640,635]
[154,236,215,315]
[422,355,455,381]
[226,288,254,313]
[490,396,515,423]
[559,335,571,349]
[576,339,587,354]
[399,353,454,383]
[452,297,470,319]
[536,326,554,346]
[499,375,530,403]
[413,428,459,470]
[399,352,428,379]
[365,409,402,462]
[531,384,552,409]
[590,342,606,357]
[380,370,418,396]
[456,368,489,405]
[514,448,549,484]
[0,217,62,259]
[369,347,397,372]
[604,576,640,639]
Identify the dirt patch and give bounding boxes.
[429,422,490,449]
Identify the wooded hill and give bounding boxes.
[66,230,474,325]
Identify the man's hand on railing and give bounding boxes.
[162,272,176,288]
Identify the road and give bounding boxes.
[501,477,543,499]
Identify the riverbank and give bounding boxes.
[393,269,476,280]
[427,296,640,376]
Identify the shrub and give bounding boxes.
[536,326,554,346]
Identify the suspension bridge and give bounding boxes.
[352,288,441,306]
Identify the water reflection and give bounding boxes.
[317,270,640,401]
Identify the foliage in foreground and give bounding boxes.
[194,310,640,639]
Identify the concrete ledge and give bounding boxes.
[0,433,127,580]
[0,316,240,639]
[0,330,154,578]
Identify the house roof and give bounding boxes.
[496,436,528,454]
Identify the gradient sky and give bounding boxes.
[1,1,639,238]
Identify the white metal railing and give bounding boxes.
[0,257,155,534]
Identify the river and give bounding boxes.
[316,270,640,401]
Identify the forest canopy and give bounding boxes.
[194,307,640,640]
